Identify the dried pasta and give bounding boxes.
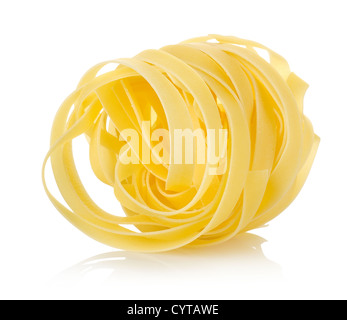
[42,35,319,252]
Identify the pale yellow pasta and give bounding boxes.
[42,35,319,252]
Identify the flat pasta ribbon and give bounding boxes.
[42,35,319,252]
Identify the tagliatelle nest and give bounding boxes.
[43,35,319,252]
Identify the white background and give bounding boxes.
[0,0,346,300]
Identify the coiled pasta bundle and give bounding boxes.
[42,35,319,252]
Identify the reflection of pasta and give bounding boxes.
[42,35,319,252]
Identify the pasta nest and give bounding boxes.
[43,35,319,252]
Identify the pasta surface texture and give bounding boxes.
[42,35,319,252]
